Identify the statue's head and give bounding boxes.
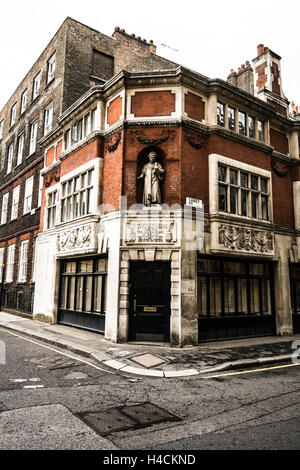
[148,151,157,163]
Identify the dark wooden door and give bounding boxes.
[129,262,171,341]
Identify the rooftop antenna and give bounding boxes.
[160,43,179,53]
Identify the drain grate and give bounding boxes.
[80,402,180,436]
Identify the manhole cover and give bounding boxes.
[130,353,166,368]
[80,403,180,436]
[80,408,137,436]
[121,402,179,426]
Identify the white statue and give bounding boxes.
[137,151,164,206]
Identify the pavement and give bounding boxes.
[0,310,299,378]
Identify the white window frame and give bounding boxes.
[29,120,38,155]
[38,174,43,208]
[10,104,17,127]
[16,133,24,166]
[1,193,9,225]
[47,53,56,83]
[21,90,27,114]
[31,240,37,282]
[7,144,14,174]
[24,176,34,214]
[44,102,53,135]
[47,190,57,228]
[5,244,15,283]
[209,154,273,223]
[0,247,4,282]
[18,240,29,283]
[33,72,41,100]
[0,120,4,139]
[11,186,20,220]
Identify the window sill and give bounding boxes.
[214,211,272,224]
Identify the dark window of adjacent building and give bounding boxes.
[92,49,114,82]
[47,190,57,228]
[217,102,225,127]
[198,257,273,317]
[59,257,107,316]
[238,111,246,135]
[228,106,235,131]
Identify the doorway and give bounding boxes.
[129,261,171,341]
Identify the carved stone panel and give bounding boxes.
[57,224,94,254]
[125,219,176,245]
[218,224,273,253]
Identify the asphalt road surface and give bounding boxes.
[0,328,299,451]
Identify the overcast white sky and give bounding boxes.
[1,0,299,111]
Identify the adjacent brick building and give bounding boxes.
[1,19,300,346]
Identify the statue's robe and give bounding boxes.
[140,162,164,205]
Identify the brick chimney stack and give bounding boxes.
[112,27,157,53]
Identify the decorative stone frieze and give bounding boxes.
[56,223,97,255]
[218,224,273,253]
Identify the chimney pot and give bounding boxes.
[230,68,235,74]
[121,29,125,33]
[241,64,245,69]
[149,40,154,44]
[131,33,135,37]
[246,60,250,67]
[238,67,241,73]
[257,44,264,56]
[115,26,120,31]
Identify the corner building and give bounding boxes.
[3,21,299,346]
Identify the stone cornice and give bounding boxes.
[209,213,297,236]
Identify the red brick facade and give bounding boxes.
[131,91,176,117]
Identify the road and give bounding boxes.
[0,328,299,451]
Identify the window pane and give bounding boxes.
[198,259,220,273]
[93,276,103,313]
[76,277,84,311]
[197,276,207,316]
[240,172,248,188]
[64,261,76,273]
[79,259,93,272]
[250,279,260,313]
[251,175,258,190]
[228,107,235,131]
[261,178,268,193]
[68,276,76,310]
[249,263,269,276]
[262,279,271,314]
[241,189,248,216]
[258,120,264,142]
[230,169,237,185]
[218,165,227,182]
[223,261,246,275]
[249,116,255,138]
[230,187,238,214]
[261,195,269,220]
[251,192,258,218]
[210,278,222,317]
[60,277,68,309]
[84,276,93,312]
[224,278,235,314]
[219,185,227,211]
[237,279,248,314]
[238,111,246,135]
[97,258,107,272]
[217,103,225,126]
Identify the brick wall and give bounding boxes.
[184,92,205,122]
[107,96,123,126]
[131,91,176,117]
[270,128,289,154]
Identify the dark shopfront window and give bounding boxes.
[59,257,107,316]
[197,257,274,317]
[290,264,300,314]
